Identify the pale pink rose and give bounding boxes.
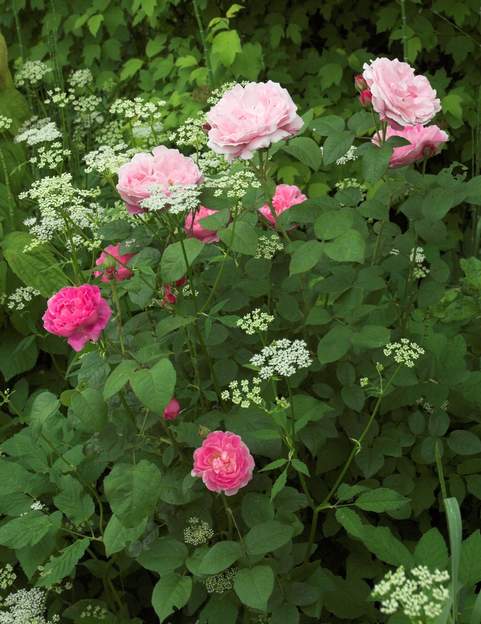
[184,206,220,244]
[163,398,180,421]
[372,124,448,168]
[94,244,135,283]
[259,184,307,228]
[206,81,303,161]
[191,431,255,496]
[116,146,202,214]
[43,285,112,352]
[362,58,441,127]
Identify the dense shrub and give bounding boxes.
[1,3,481,624]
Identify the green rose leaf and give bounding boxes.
[152,574,192,623]
[130,358,176,415]
[234,566,274,611]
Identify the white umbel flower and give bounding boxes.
[221,377,263,408]
[250,339,312,379]
[237,309,274,335]
[383,338,425,368]
[15,117,61,145]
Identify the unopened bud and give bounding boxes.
[359,89,372,108]
[354,74,367,92]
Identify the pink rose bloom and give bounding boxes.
[191,431,255,496]
[163,398,180,421]
[373,124,448,168]
[184,206,220,244]
[362,58,441,127]
[94,244,135,283]
[206,81,303,161]
[43,285,112,352]
[116,146,202,214]
[259,184,307,228]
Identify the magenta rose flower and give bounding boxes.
[191,431,255,496]
[373,124,448,168]
[94,244,135,283]
[184,206,220,244]
[116,146,202,214]
[362,58,441,127]
[43,285,112,352]
[206,81,303,161]
[259,184,307,228]
[163,398,181,421]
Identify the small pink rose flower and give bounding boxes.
[259,184,307,228]
[184,206,220,244]
[94,244,135,283]
[206,81,303,161]
[359,89,372,108]
[163,398,180,421]
[43,285,112,352]
[372,124,448,168]
[191,431,255,496]
[362,57,441,127]
[116,146,202,214]
[162,277,187,306]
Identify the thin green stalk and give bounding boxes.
[0,146,16,230]
[192,0,214,88]
[110,281,125,355]
[399,0,408,61]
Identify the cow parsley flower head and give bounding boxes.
[221,377,263,408]
[204,567,237,594]
[410,246,430,279]
[372,565,449,622]
[83,144,130,175]
[0,564,16,591]
[79,604,108,620]
[205,167,261,200]
[250,339,312,379]
[15,60,52,87]
[110,97,166,122]
[0,587,60,624]
[183,517,214,546]
[336,145,359,165]
[256,233,284,260]
[15,117,62,145]
[141,184,202,215]
[383,338,424,368]
[0,116,12,131]
[30,142,71,170]
[169,114,208,149]
[237,309,274,335]
[7,286,41,311]
[68,68,93,90]
[44,88,74,108]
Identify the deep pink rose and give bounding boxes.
[191,431,255,496]
[373,124,448,168]
[163,398,180,421]
[94,244,134,283]
[43,285,112,352]
[184,206,220,244]
[362,57,441,127]
[259,184,307,228]
[359,89,372,108]
[206,81,303,161]
[116,146,202,214]
[162,277,187,306]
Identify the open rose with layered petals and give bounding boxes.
[206,81,303,161]
[362,57,441,127]
[116,146,202,214]
[259,184,307,228]
[43,285,112,351]
[94,244,135,283]
[373,124,448,168]
[192,431,255,496]
[184,206,220,244]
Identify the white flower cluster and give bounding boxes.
[7,286,41,311]
[197,151,229,176]
[359,377,369,388]
[0,587,59,624]
[80,604,108,620]
[335,177,367,192]
[207,81,247,105]
[237,309,274,335]
[183,517,214,546]
[250,339,312,380]
[30,142,71,170]
[204,567,237,594]
[141,184,201,215]
[30,500,46,512]
[168,114,208,149]
[14,60,52,87]
[83,144,130,175]
[95,120,125,148]
[72,94,102,115]
[68,68,93,90]
[15,117,62,145]
[410,246,430,279]
[20,173,102,247]
[383,338,425,368]
[255,233,284,260]
[336,145,359,165]
[110,97,166,123]
[205,167,261,200]
[44,88,74,108]
[0,564,16,591]
[221,377,262,408]
[372,565,450,621]
[416,397,449,415]
[0,116,12,131]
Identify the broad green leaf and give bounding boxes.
[156,315,196,339]
[53,475,94,524]
[317,326,352,365]
[360,142,392,183]
[414,528,449,570]
[130,358,176,415]
[351,325,391,349]
[120,57,144,81]
[0,512,61,549]
[104,516,148,557]
[245,521,293,555]
[422,187,466,220]
[103,360,137,400]
[137,537,188,575]
[219,222,258,256]
[323,131,354,165]
[289,240,323,275]
[311,115,345,135]
[234,566,274,611]
[448,430,481,455]
[152,574,192,623]
[211,30,241,67]
[314,210,353,240]
[160,238,204,282]
[37,538,90,587]
[104,460,162,527]
[354,487,408,512]
[324,229,365,263]
[69,387,107,432]
[283,137,322,170]
[198,541,242,575]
